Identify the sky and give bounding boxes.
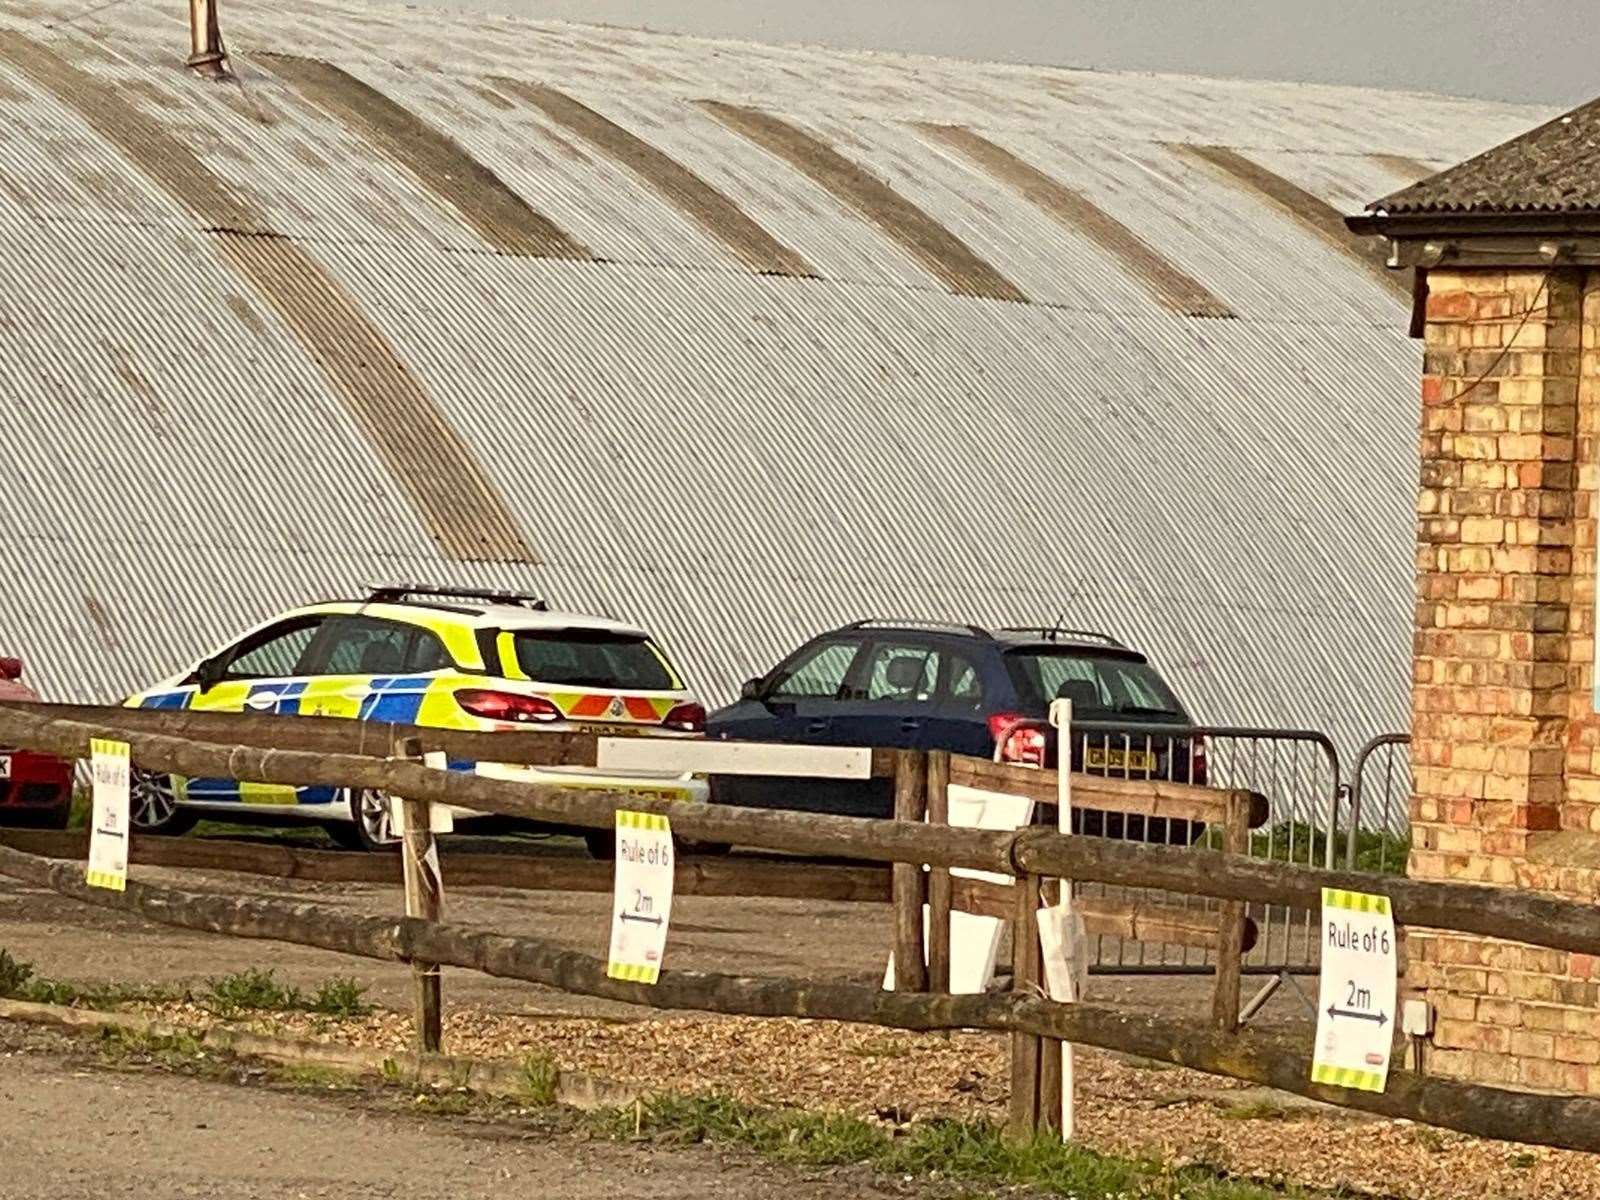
[439,0,1591,106]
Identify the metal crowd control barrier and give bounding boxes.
[1348,733,1413,871]
[1071,722,1342,975]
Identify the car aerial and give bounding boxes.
[0,655,74,830]
[123,585,709,854]
[706,619,1204,841]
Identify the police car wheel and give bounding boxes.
[129,770,198,836]
[325,788,400,852]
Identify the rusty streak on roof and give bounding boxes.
[492,77,817,278]
[259,53,591,260]
[699,100,1027,303]
[0,30,536,563]
[921,124,1234,319]
[1178,144,1407,296]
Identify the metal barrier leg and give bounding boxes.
[1238,974,1282,1025]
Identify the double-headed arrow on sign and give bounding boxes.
[1327,1004,1388,1026]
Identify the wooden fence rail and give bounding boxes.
[9,703,1600,1153]
[2,840,1599,1155]
[5,704,1597,962]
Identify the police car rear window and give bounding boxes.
[509,631,677,690]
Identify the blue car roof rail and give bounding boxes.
[843,618,993,639]
[996,625,1127,648]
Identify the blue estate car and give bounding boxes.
[707,620,1205,841]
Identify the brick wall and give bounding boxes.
[1409,267,1600,1092]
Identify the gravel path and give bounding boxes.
[0,1025,905,1200]
[5,860,1600,1198]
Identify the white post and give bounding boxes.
[1048,698,1076,1140]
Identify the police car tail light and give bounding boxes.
[988,712,1047,768]
[662,702,705,733]
[456,688,562,724]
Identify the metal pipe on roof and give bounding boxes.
[186,0,229,78]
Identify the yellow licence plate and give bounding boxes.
[1086,747,1157,772]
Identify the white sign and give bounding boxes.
[1312,887,1397,1093]
[882,785,1034,994]
[607,810,675,984]
[86,739,131,892]
[596,738,872,779]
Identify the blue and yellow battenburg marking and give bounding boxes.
[124,601,691,811]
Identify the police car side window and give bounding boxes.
[403,631,453,673]
[318,618,413,677]
[224,620,323,681]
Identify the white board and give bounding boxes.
[606,810,676,984]
[883,784,1035,994]
[86,738,130,892]
[595,738,872,778]
[1312,887,1398,1093]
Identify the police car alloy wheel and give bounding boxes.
[129,770,198,836]
[324,788,400,852]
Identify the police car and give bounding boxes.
[124,585,708,853]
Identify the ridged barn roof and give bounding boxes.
[0,0,1553,763]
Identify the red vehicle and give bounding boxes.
[0,656,72,829]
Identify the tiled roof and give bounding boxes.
[1371,96,1600,215]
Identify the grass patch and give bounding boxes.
[1219,1100,1293,1122]
[592,1093,1310,1198]
[204,969,369,1018]
[273,1063,358,1090]
[1203,823,1410,876]
[93,1025,208,1070]
[521,1052,559,1105]
[206,968,299,1015]
[68,788,91,831]
[848,1036,913,1059]
[0,950,175,1009]
[306,977,371,1018]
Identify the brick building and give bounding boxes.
[1351,99,1600,1091]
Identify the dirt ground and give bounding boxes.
[0,1024,909,1200]
[4,859,1600,1199]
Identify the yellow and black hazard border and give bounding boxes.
[1322,886,1391,917]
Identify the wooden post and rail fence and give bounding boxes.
[2,701,1600,1152]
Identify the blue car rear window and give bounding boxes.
[1003,650,1184,719]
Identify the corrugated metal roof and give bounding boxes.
[0,0,1555,767]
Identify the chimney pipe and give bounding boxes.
[186,0,229,77]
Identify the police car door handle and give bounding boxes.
[243,693,277,711]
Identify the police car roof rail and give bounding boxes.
[997,625,1127,648]
[365,584,550,611]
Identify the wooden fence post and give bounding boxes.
[395,736,443,1053]
[1008,872,1044,1140]
[925,751,952,995]
[891,750,930,992]
[1211,790,1250,1031]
